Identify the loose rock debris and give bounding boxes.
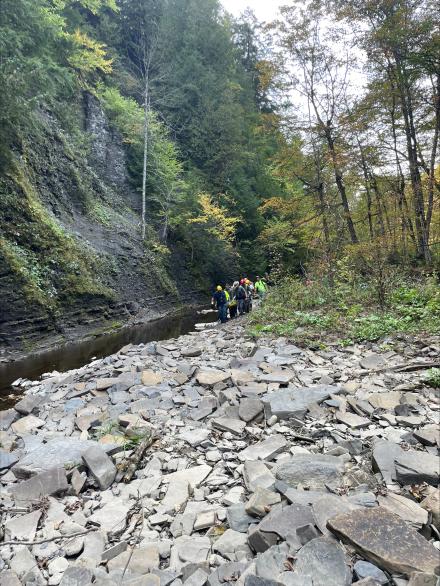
[1,322,439,585]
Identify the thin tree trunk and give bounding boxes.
[427,73,440,241]
[141,79,149,240]
[357,141,374,239]
[325,127,358,244]
[393,56,431,263]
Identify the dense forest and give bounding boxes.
[0,0,439,347]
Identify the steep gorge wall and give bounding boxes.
[0,93,197,354]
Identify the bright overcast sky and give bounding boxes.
[221,0,284,22]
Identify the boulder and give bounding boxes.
[327,506,440,576]
[14,395,43,415]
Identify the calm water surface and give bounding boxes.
[0,308,216,407]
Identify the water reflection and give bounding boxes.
[0,308,216,406]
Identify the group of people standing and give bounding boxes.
[211,276,268,324]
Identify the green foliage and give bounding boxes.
[425,368,440,388]
[0,167,114,310]
[249,274,440,346]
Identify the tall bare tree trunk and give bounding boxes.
[325,127,358,244]
[141,78,149,240]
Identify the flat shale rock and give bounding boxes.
[263,385,340,420]
[275,454,345,490]
[335,411,370,429]
[360,354,386,370]
[239,398,263,422]
[0,409,19,431]
[141,370,163,385]
[82,445,116,490]
[312,494,361,536]
[239,435,287,462]
[394,450,439,485]
[371,439,404,485]
[196,369,230,386]
[4,509,41,541]
[291,537,352,586]
[0,449,20,470]
[377,493,428,529]
[212,417,246,436]
[12,437,118,478]
[258,503,314,541]
[327,506,440,576]
[11,414,44,435]
[9,467,68,502]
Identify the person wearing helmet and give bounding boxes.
[255,275,268,301]
[212,285,228,323]
[236,280,247,316]
[228,282,239,319]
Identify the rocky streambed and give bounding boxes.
[0,320,439,586]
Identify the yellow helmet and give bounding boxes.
[216,285,222,291]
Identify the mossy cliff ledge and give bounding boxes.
[0,93,195,355]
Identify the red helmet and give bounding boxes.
[240,279,245,285]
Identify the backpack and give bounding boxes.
[237,285,246,300]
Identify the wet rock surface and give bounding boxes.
[1,321,439,585]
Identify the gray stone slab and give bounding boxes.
[255,543,290,580]
[14,395,43,415]
[4,509,41,541]
[327,506,439,576]
[262,385,340,420]
[0,409,19,431]
[275,454,345,490]
[292,537,352,586]
[0,449,20,470]
[354,561,388,585]
[59,566,93,586]
[239,398,263,422]
[259,503,314,541]
[312,494,361,536]
[239,435,287,462]
[395,450,439,486]
[227,503,257,532]
[274,481,327,506]
[371,439,404,485]
[9,467,68,502]
[12,437,118,478]
[212,417,246,436]
[82,445,116,490]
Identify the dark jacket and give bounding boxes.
[213,290,227,307]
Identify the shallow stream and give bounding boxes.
[0,308,216,407]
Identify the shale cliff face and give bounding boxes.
[0,93,193,353]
